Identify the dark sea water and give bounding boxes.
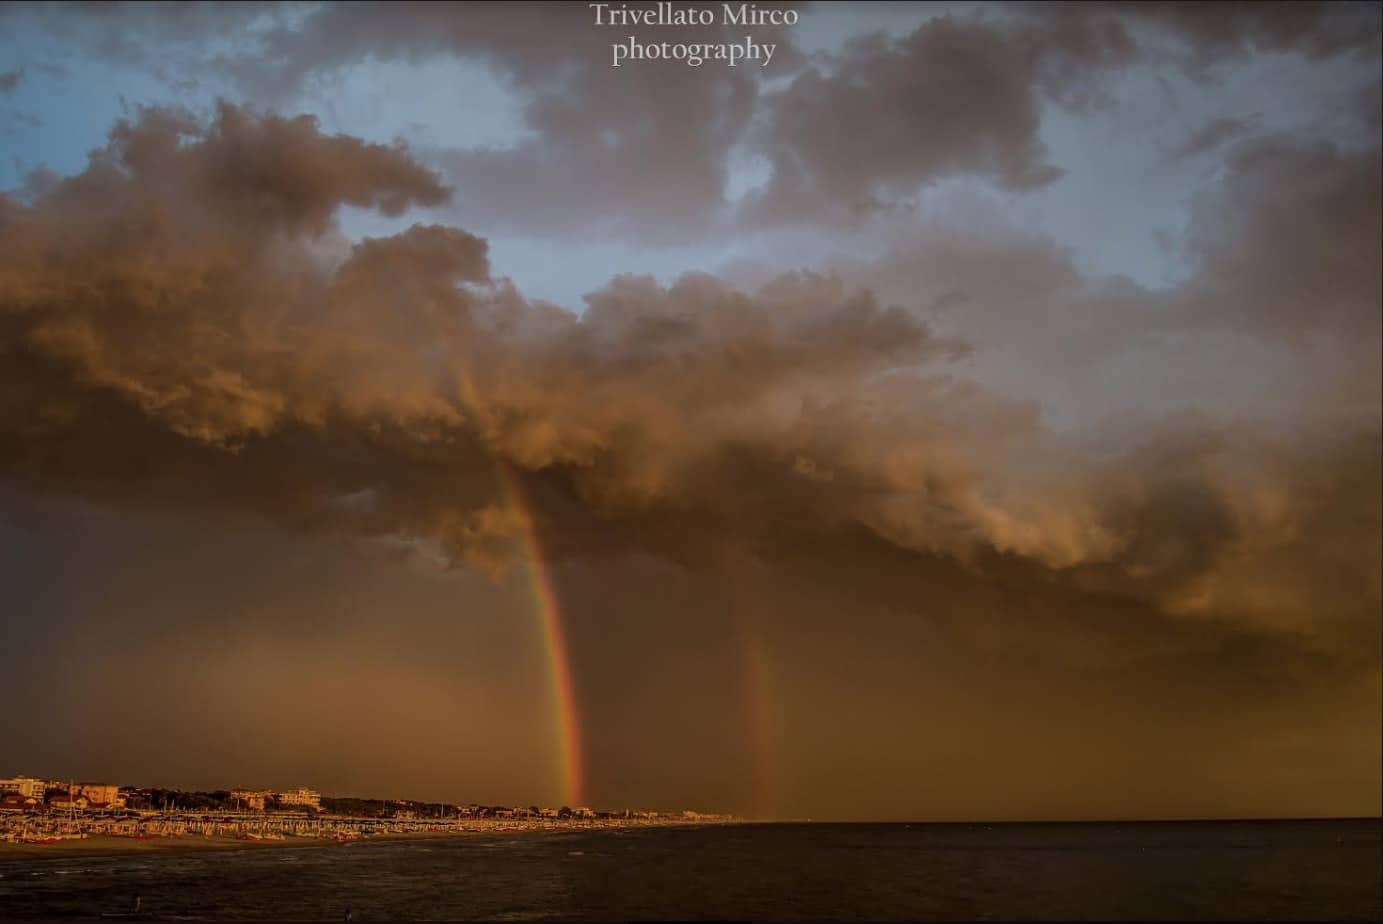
[0,819,1378,921]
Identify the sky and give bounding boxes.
[0,1,1379,821]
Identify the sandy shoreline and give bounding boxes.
[0,829,480,863]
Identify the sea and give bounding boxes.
[0,819,1378,921]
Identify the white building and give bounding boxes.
[277,787,321,809]
[231,789,272,811]
[0,776,48,799]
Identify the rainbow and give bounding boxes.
[428,318,779,815]
[717,545,781,820]
[494,462,585,808]
[429,311,585,808]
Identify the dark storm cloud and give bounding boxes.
[733,128,1380,652]
[0,101,953,562]
[1,102,1378,679]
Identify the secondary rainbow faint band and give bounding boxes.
[718,544,780,820]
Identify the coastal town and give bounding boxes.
[0,773,734,850]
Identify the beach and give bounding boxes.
[0,828,471,862]
[0,813,732,865]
